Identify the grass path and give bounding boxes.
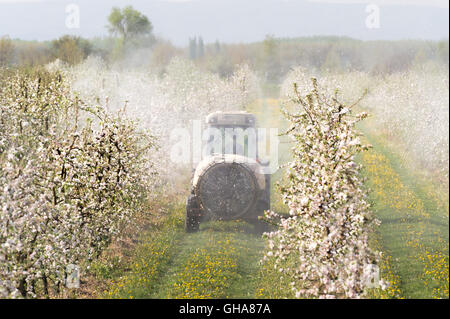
[103,210,266,299]
[152,222,265,299]
[359,126,449,299]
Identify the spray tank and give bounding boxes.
[185,111,270,233]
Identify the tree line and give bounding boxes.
[0,6,448,83]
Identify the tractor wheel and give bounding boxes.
[185,195,201,233]
[254,199,270,234]
[253,218,269,234]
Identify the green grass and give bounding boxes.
[101,208,267,299]
[101,205,185,299]
[359,123,449,299]
[152,221,265,299]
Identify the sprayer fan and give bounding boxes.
[197,162,258,219]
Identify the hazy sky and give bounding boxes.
[0,0,448,45]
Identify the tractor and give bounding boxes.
[185,111,271,233]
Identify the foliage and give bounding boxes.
[149,40,182,75]
[198,37,449,81]
[263,79,381,298]
[0,36,14,67]
[107,6,153,42]
[0,69,156,298]
[281,66,449,183]
[189,37,205,61]
[51,35,92,65]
